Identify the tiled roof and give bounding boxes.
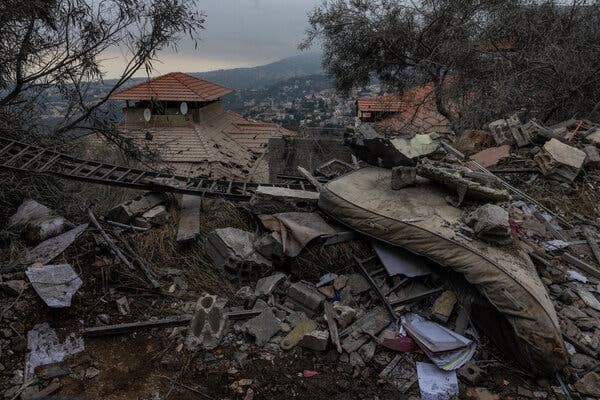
[356,93,403,112]
[86,102,296,180]
[361,84,451,135]
[109,72,233,102]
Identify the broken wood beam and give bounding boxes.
[83,315,192,337]
[324,302,342,353]
[114,234,161,289]
[297,166,322,192]
[176,195,201,244]
[562,253,600,279]
[87,207,135,271]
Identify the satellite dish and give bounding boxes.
[143,108,152,122]
[180,102,188,115]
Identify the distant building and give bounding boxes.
[89,72,295,180]
[356,83,451,135]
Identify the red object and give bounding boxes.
[380,336,417,352]
[509,218,520,234]
[302,370,319,378]
[109,72,233,102]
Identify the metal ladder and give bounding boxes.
[0,137,316,200]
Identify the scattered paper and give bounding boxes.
[25,264,82,308]
[567,271,588,283]
[25,323,84,380]
[417,362,459,400]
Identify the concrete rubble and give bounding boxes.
[4,113,600,400]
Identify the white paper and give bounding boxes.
[417,362,459,400]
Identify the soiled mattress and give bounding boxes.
[318,167,567,375]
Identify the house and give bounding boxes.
[356,83,451,135]
[89,72,295,180]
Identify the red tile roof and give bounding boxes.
[356,93,403,113]
[85,102,296,180]
[109,72,233,102]
[360,83,452,135]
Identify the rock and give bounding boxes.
[574,371,600,397]
[115,296,130,315]
[534,138,587,182]
[458,361,485,385]
[10,370,23,386]
[431,290,457,323]
[349,352,365,367]
[8,199,66,244]
[570,353,598,370]
[235,286,256,303]
[465,204,511,245]
[106,192,168,223]
[84,367,100,379]
[300,330,329,351]
[358,341,376,363]
[186,294,228,350]
[558,288,577,305]
[254,273,287,297]
[253,233,284,260]
[141,205,170,226]
[19,385,40,399]
[347,273,371,295]
[35,362,71,379]
[576,288,600,311]
[517,386,534,398]
[96,314,110,325]
[318,285,335,299]
[333,275,348,291]
[243,308,280,346]
[286,281,325,316]
[391,166,416,190]
[280,323,291,333]
[205,228,272,276]
[132,217,151,229]
[332,304,356,328]
[583,145,600,169]
[560,305,588,320]
[466,387,501,400]
[248,186,320,215]
[586,129,600,145]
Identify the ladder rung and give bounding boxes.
[0,141,17,158]
[70,162,90,175]
[116,169,132,182]
[20,150,47,169]
[3,145,31,166]
[37,154,62,172]
[131,171,146,183]
[100,166,118,179]
[84,164,104,177]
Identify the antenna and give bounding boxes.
[143,108,152,122]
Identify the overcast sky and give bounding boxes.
[102,0,323,78]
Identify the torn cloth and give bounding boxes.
[259,212,335,257]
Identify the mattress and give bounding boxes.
[318,167,567,375]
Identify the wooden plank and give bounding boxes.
[176,195,201,244]
[324,302,342,353]
[83,315,192,337]
[562,252,600,279]
[297,166,322,191]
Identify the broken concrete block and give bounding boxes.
[8,200,67,244]
[115,296,130,315]
[248,186,320,215]
[106,192,167,223]
[132,217,151,229]
[286,281,325,317]
[142,205,170,226]
[347,274,371,295]
[235,286,256,303]
[318,285,335,299]
[390,133,441,159]
[253,232,284,260]
[176,195,201,244]
[574,371,600,397]
[488,115,531,147]
[358,341,376,363]
[333,275,348,291]
[254,273,287,297]
[583,145,600,169]
[349,351,365,367]
[332,304,356,328]
[186,294,228,350]
[534,139,587,182]
[280,319,317,350]
[243,308,280,346]
[432,290,457,323]
[466,204,511,245]
[300,330,329,351]
[391,166,416,190]
[14,224,88,267]
[341,307,390,353]
[586,129,600,145]
[25,264,82,308]
[205,228,272,276]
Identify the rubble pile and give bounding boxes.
[1,113,600,399]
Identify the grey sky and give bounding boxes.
[102,0,322,78]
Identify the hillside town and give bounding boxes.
[2,1,600,400]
